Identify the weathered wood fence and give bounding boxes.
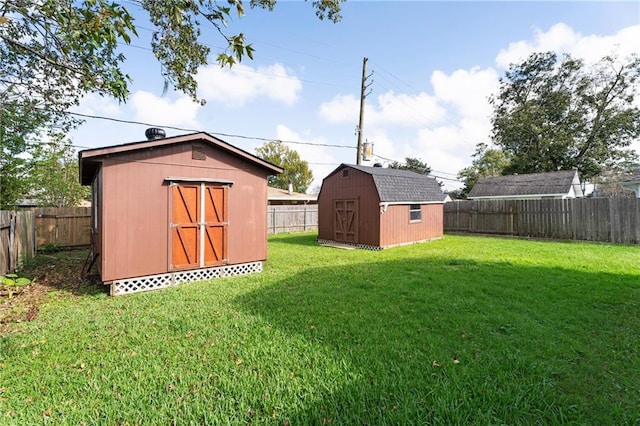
[444,199,640,244]
[0,210,36,275]
[34,207,91,248]
[267,205,318,234]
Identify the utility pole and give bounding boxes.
[356,57,373,165]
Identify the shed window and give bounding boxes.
[409,204,422,222]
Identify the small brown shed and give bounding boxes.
[317,164,445,250]
[79,130,282,295]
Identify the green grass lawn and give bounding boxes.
[1,233,639,424]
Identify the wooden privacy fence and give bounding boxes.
[34,207,91,248]
[33,205,313,243]
[444,198,640,244]
[0,210,36,275]
[268,205,318,234]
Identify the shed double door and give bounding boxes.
[334,199,358,243]
[171,183,228,270]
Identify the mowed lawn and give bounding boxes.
[1,233,639,424]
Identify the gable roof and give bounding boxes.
[326,164,444,203]
[468,170,582,199]
[79,132,283,185]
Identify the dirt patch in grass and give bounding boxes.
[0,249,105,333]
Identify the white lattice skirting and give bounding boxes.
[317,239,383,251]
[109,262,263,296]
[317,237,442,251]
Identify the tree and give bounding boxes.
[388,157,431,175]
[490,52,640,183]
[0,101,45,208]
[255,140,313,193]
[30,139,90,207]
[591,162,640,198]
[0,120,89,209]
[1,0,344,104]
[457,143,510,198]
[0,0,344,206]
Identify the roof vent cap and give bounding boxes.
[145,127,166,140]
[373,163,383,167]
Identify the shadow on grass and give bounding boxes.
[235,255,640,424]
[268,231,320,246]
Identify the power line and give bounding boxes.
[61,110,356,149]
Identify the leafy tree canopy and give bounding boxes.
[0,0,343,207]
[457,143,510,198]
[591,161,640,198]
[30,139,90,208]
[0,100,51,208]
[255,140,313,193]
[388,157,432,175]
[1,0,344,105]
[490,51,640,183]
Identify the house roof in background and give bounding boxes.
[79,132,283,185]
[268,186,317,202]
[468,170,581,198]
[327,164,445,203]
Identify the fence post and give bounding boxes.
[9,213,15,272]
[455,201,459,230]
[303,205,307,231]
[272,207,276,234]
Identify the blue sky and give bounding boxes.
[70,1,640,191]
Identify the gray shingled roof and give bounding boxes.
[339,164,444,203]
[468,170,581,198]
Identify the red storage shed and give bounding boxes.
[79,130,282,295]
[317,164,445,249]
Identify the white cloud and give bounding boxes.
[372,91,445,126]
[571,25,640,64]
[416,118,492,174]
[129,91,201,128]
[371,22,640,190]
[496,23,640,68]
[319,91,445,127]
[275,125,341,192]
[318,94,360,124]
[74,93,122,117]
[315,66,497,189]
[431,67,499,119]
[196,63,302,107]
[491,22,640,172]
[360,118,491,191]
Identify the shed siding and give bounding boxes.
[379,204,443,247]
[92,168,103,276]
[99,142,269,282]
[318,168,380,246]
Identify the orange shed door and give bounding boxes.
[334,199,358,243]
[171,183,228,270]
[203,185,228,266]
